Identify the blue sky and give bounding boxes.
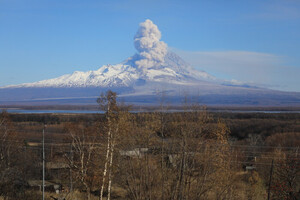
[0,0,300,92]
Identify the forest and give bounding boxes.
[0,91,299,200]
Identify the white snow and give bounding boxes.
[1,19,217,89]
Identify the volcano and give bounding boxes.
[1,20,299,106]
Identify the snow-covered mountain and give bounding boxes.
[3,51,215,89]
[1,19,300,106]
[3,20,215,89]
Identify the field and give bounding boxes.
[0,104,299,199]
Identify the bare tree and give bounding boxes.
[0,110,17,169]
[0,111,27,199]
[271,149,300,200]
[65,123,99,200]
[98,90,131,200]
[118,112,161,200]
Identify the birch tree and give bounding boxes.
[98,90,131,200]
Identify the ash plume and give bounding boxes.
[134,19,168,69]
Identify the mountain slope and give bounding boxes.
[1,19,216,89]
[3,52,214,89]
[0,19,299,106]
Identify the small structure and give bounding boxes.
[46,162,69,170]
[28,180,62,193]
[119,148,148,158]
[244,165,256,171]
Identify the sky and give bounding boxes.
[0,0,300,92]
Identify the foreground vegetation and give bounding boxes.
[0,91,299,200]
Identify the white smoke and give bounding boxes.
[134,19,168,69]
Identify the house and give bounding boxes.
[28,180,62,193]
[119,148,149,158]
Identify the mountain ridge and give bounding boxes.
[2,51,216,89]
[0,19,299,106]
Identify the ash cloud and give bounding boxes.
[134,19,167,69]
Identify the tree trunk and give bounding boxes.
[107,138,115,200]
[100,125,111,200]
